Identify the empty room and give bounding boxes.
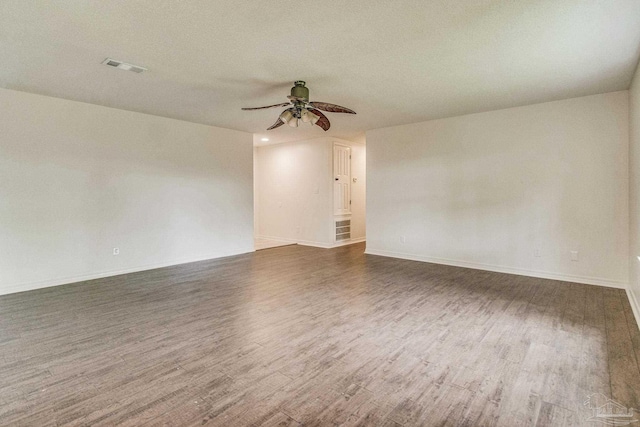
[2,1,640,426]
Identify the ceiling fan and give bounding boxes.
[242,81,356,131]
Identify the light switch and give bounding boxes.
[570,251,579,261]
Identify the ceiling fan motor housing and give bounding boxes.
[291,81,309,100]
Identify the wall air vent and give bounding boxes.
[101,58,147,73]
[335,219,351,242]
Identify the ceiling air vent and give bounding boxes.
[101,58,147,73]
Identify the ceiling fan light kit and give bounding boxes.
[242,81,355,131]
[300,109,320,124]
[279,110,294,123]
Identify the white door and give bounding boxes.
[333,144,351,215]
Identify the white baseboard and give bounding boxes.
[0,248,255,296]
[627,288,640,329]
[256,235,299,245]
[332,237,366,247]
[254,237,297,247]
[256,235,366,249]
[300,237,365,249]
[364,248,628,289]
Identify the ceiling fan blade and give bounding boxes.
[266,118,285,130]
[309,102,356,114]
[312,109,330,131]
[241,102,291,111]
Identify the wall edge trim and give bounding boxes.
[256,235,366,249]
[364,248,628,289]
[0,247,255,296]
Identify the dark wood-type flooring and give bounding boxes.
[1,243,640,426]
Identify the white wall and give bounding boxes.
[255,137,365,247]
[630,62,640,316]
[367,92,629,287]
[253,146,259,237]
[0,88,254,295]
[350,143,367,240]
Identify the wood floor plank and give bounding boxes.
[622,291,640,379]
[0,243,638,426]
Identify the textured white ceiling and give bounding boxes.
[1,1,640,145]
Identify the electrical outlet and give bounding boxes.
[570,251,579,261]
[113,247,120,256]
[400,236,406,244]
[534,248,541,257]
[296,226,301,234]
